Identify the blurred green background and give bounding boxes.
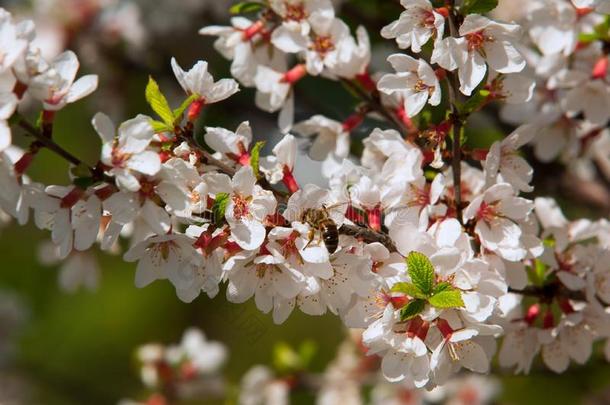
[1,0,610,404]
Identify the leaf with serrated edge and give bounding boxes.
[145,76,174,126]
[230,1,264,14]
[462,0,498,14]
[250,141,266,178]
[391,282,427,299]
[173,94,199,123]
[212,193,230,226]
[406,251,435,296]
[400,299,426,321]
[150,120,172,134]
[429,289,465,309]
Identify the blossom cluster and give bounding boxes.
[122,328,501,405]
[496,0,610,184]
[1,0,610,392]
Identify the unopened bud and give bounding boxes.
[281,64,307,84]
[592,56,609,80]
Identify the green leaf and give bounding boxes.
[212,193,230,226]
[230,1,264,14]
[145,76,174,126]
[272,342,301,373]
[406,251,435,296]
[297,341,317,369]
[391,282,427,299]
[250,141,266,179]
[150,119,173,133]
[433,282,452,294]
[462,0,499,14]
[527,259,548,287]
[400,299,426,321]
[579,32,600,44]
[173,94,199,123]
[429,289,465,309]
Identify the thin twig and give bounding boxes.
[340,224,397,252]
[508,286,587,302]
[446,2,464,223]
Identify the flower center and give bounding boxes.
[476,201,498,223]
[281,232,300,259]
[422,10,436,28]
[190,191,201,204]
[408,184,430,208]
[151,240,177,262]
[139,179,158,200]
[466,30,490,52]
[413,79,435,97]
[232,194,250,220]
[111,146,131,168]
[285,3,307,21]
[311,35,335,56]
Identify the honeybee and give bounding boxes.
[301,205,340,254]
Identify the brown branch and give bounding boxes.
[445,2,464,224]
[508,286,587,302]
[339,224,397,252]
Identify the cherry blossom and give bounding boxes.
[377,54,441,118]
[28,50,98,111]
[432,15,525,96]
[94,112,161,192]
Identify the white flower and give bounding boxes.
[527,0,578,56]
[260,134,300,193]
[174,328,227,374]
[383,171,445,229]
[330,26,371,79]
[29,51,98,111]
[33,186,102,260]
[173,225,224,302]
[487,72,536,104]
[381,0,445,53]
[225,247,305,324]
[573,0,610,12]
[93,112,161,192]
[204,120,253,165]
[270,0,335,53]
[156,158,208,219]
[561,76,610,126]
[199,17,264,86]
[378,54,441,118]
[254,64,306,132]
[124,233,199,289]
[38,241,100,292]
[239,365,289,405]
[361,128,421,173]
[274,17,354,76]
[464,183,534,261]
[430,324,492,385]
[171,57,239,105]
[0,10,29,73]
[483,124,536,192]
[362,306,430,386]
[206,166,277,250]
[432,15,525,96]
[293,115,351,160]
[0,90,17,151]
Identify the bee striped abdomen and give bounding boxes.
[321,220,339,254]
